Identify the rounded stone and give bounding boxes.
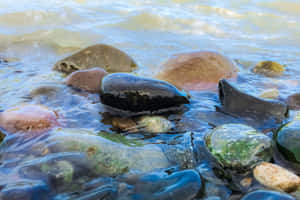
[205,124,272,170]
[100,73,189,112]
[65,67,108,93]
[252,61,285,77]
[0,104,59,134]
[276,121,300,164]
[137,116,173,133]
[253,162,300,192]
[155,51,238,91]
[241,190,295,200]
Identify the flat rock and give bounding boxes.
[155,51,238,91]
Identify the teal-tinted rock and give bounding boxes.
[276,121,300,164]
[205,124,272,170]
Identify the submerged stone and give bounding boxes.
[253,162,300,192]
[0,131,5,143]
[136,116,173,133]
[218,79,288,120]
[65,67,108,93]
[0,104,59,134]
[155,51,238,91]
[287,93,300,110]
[259,88,279,100]
[241,190,295,200]
[205,124,272,171]
[53,44,137,74]
[252,61,285,77]
[276,121,300,164]
[100,73,189,113]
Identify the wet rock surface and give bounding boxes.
[287,93,300,110]
[252,61,285,77]
[241,190,296,200]
[65,67,108,93]
[100,73,189,113]
[156,51,238,91]
[53,44,137,74]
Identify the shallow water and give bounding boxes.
[0,0,300,199]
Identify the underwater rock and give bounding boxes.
[287,93,300,110]
[275,121,300,164]
[252,61,285,77]
[155,51,238,91]
[112,117,138,132]
[0,131,5,143]
[136,116,173,133]
[53,44,137,74]
[65,67,108,93]
[259,88,279,100]
[253,162,300,192]
[218,79,288,120]
[0,104,59,134]
[205,124,272,171]
[100,73,189,113]
[118,169,202,200]
[241,190,295,200]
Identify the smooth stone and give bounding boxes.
[100,73,189,113]
[218,79,289,120]
[112,117,138,132]
[252,61,285,77]
[205,124,272,171]
[53,44,137,74]
[259,88,279,100]
[276,121,300,164]
[118,169,202,200]
[0,104,59,134]
[287,93,300,110]
[241,190,295,200]
[253,162,300,192]
[155,51,238,91]
[65,67,108,93]
[136,116,173,133]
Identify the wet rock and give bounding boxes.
[65,67,108,93]
[252,61,285,77]
[0,104,59,134]
[241,190,295,200]
[259,88,279,100]
[253,162,300,192]
[275,121,300,164]
[205,124,272,171]
[155,51,238,91]
[0,131,5,143]
[100,73,189,113]
[112,117,138,132]
[218,79,288,120]
[118,169,202,200]
[136,116,173,133]
[53,44,137,74]
[287,93,300,110]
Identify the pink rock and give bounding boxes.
[0,104,59,134]
[155,51,238,91]
[65,67,108,93]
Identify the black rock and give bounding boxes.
[100,73,189,112]
[241,190,295,200]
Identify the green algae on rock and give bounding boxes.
[252,61,285,77]
[53,44,137,74]
[276,121,300,164]
[205,124,272,171]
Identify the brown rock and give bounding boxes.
[253,162,300,192]
[155,51,238,91]
[287,93,300,110]
[0,104,59,134]
[65,67,108,93]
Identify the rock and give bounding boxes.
[259,88,279,100]
[65,67,108,93]
[218,79,288,120]
[155,51,238,91]
[252,61,285,77]
[100,73,189,113]
[0,131,5,143]
[136,116,173,133]
[112,117,138,132]
[287,93,300,110]
[241,190,295,200]
[275,121,300,164]
[53,44,137,74]
[205,124,272,171]
[0,104,59,134]
[253,162,300,192]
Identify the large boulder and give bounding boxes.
[155,51,238,91]
[53,44,137,74]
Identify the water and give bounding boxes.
[0,0,300,199]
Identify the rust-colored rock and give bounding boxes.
[65,67,108,93]
[253,162,300,192]
[155,51,238,91]
[0,104,59,134]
